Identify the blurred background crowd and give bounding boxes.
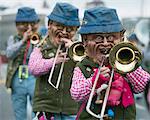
[0,0,150,120]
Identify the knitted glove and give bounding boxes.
[91,68,109,89]
[107,73,124,106]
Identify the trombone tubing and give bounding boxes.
[86,57,105,119]
[48,44,61,88]
[100,69,114,119]
[48,44,68,89]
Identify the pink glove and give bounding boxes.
[91,68,109,89]
[107,73,124,106]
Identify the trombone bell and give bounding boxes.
[109,41,143,74]
[30,33,40,45]
[68,41,86,62]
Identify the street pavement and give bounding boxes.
[0,84,15,120]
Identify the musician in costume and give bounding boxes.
[6,7,40,120]
[28,2,80,120]
[70,7,150,120]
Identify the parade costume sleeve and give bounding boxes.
[70,67,93,102]
[28,47,54,76]
[6,35,24,59]
[126,66,150,93]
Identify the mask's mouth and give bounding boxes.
[96,44,112,55]
[52,31,70,48]
[59,33,70,39]
[99,47,111,54]
[96,46,111,65]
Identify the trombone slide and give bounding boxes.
[86,67,114,120]
[48,45,61,89]
[86,66,102,118]
[48,45,68,90]
[100,69,114,120]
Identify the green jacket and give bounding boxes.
[33,40,79,115]
[6,35,30,88]
[76,57,136,120]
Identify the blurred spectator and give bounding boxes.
[142,41,150,73]
[128,33,145,48]
[128,33,150,116]
[128,33,150,73]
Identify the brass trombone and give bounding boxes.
[48,43,68,89]
[68,41,86,62]
[30,33,40,45]
[86,40,142,119]
[109,41,142,74]
[48,41,86,89]
[30,33,49,47]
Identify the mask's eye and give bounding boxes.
[66,27,72,32]
[107,35,114,41]
[95,36,103,41]
[57,26,64,30]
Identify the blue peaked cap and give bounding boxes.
[15,7,39,22]
[79,7,124,34]
[47,2,80,26]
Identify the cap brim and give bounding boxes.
[47,14,80,26]
[78,24,124,34]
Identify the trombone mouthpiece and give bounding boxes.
[105,54,109,58]
[123,36,128,42]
